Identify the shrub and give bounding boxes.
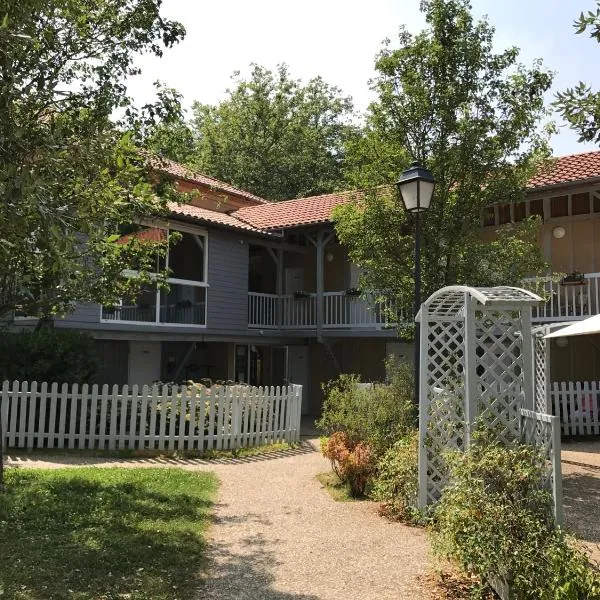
[0,328,99,384]
[433,435,600,599]
[321,431,375,497]
[316,359,416,456]
[371,432,419,521]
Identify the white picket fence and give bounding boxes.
[550,380,600,436]
[0,381,302,451]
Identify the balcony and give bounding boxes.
[102,283,207,326]
[522,272,600,323]
[248,291,403,330]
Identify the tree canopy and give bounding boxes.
[334,0,553,319]
[0,0,185,319]
[555,3,600,144]
[181,64,354,201]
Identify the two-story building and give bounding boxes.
[19,150,600,415]
[28,157,408,415]
[483,150,600,383]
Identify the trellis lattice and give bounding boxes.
[417,286,543,508]
[520,408,563,522]
[533,329,549,413]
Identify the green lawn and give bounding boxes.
[0,467,217,599]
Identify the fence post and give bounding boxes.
[0,381,8,483]
[552,415,564,525]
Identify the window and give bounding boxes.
[102,225,208,326]
[550,195,568,218]
[572,192,591,215]
[498,204,511,225]
[529,199,544,220]
[483,206,495,227]
[514,202,527,222]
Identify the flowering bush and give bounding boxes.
[321,431,375,497]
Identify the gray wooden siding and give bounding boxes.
[205,229,249,335]
[55,226,252,337]
[55,303,100,327]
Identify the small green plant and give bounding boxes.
[371,432,420,522]
[316,359,416,456]
[433,435,600,599]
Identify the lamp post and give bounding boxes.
[396,161,435,406]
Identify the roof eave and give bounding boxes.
[526,175,600,194]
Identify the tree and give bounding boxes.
[335,0,553,320]
[0,0,185,486]
[555,3,600,143]
[0,1,185,318]
[189,64,355,200]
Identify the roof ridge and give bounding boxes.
[546,149,600,160]
[146,153,269,204]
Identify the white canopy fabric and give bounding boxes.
[544,314,600,339]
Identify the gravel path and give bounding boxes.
[6,442,431,599]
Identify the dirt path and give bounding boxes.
[5,443,431,600]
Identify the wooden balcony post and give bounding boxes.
[277,248,284,327]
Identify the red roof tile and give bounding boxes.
[148,155,268,205]
[163,151,600,234]
[233,190,365,230]
[167,202,266,233]
[527,150,600,188]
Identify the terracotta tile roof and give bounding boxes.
[167,201,266,233]
[233,190,365,230]
[527,150,600,189]
[117,228,166,244]
[147,154,268,205]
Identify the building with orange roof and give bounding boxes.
[17,150,600,416]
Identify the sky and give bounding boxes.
[127,0,600,157]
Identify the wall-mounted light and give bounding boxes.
[556,337,569,348]
[326,252,334,263]
[552,226,566,239]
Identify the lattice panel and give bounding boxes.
[520,409,562,522]
[425,387,465,504]
[534,333,548,413]
[474,310,525,443]
[421,318,466,504]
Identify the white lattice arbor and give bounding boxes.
[416,285,543,508]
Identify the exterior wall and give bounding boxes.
[483,184,600,276]
[95,340,129,385]
[175,179,261,213]
[161,341,230,383]
[549,334,600,381]
[54,226,253,338]
[307,338,390,414]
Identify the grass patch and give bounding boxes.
[0,467,217,599]
[316,471,356,502]
[7,441,297,461]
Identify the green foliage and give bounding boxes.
[335,0,552,323]
[555,3,600,144]
[0,328,99,383]
[371,432,419,522]
[433,436,600,599]
[0,0,185,319]
[188,64,354,200]
[0,468,216,599]
[315,359,417,455]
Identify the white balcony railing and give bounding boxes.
[323,292,401,328]
[248,291,402,330]
[522,272,600,322]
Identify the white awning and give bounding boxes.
[544,314,600,339]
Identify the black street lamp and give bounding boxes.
[396,161,435,405]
